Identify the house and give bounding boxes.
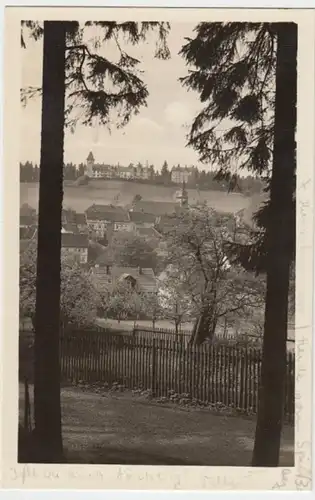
[85,204,132,237]
[134,164,150,180]
[90,265,157,294]
[117,165,135,179]
[92,163,116,179]
[61,233,89,264]
[62,210,87,233]
[171,165,194,184]
[128,211,156,229]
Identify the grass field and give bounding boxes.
[19,384,294,466]
[20,180,252,215]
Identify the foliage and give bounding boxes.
[157,266,193,331]
[180,22,276,177]
[163,205,265,342]
[180,22,295,271]
[20,241,104,329]
[105,280,146,320]
[108,230,158,271]
[132,193,142,204]
[21,21,170,130]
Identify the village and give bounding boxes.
[20,150,259,337]
[15,18,300,470]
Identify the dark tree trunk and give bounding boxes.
[252,23,297,466]
[190,306,217,345]
[33,21,66,463]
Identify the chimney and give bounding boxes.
[138,266,142,275]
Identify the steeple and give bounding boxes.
[86,151,94,177]
[180,181,188,208]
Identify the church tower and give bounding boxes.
[86,151,94,177]
[180,181,189,208]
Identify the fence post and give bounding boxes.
[239,350,246,410]
[151,338,157,397]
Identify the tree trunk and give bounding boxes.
[252,23,297,466]
[190,306,217,345]
[33,21,66,463]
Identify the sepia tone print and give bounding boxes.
[17,18,298,470]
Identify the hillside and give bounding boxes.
[20,180,253,216]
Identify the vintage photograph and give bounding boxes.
[17,17,298,469]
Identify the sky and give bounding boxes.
[20,23,206,170]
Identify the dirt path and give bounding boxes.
[19,385,294,466]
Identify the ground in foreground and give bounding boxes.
[19,385,294,466]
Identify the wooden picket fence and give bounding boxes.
[132,326,263,345]
[19,329,295,422]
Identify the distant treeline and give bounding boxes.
[20,160,264,196]
[20,161,86,182]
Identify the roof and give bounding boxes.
[87,211,130,223]
[129,211,156,223]
[61,233,88,249]
[91,265,157,293]
[20,215,36,226]
[62,210,86,225]
[93,163,113,172]
[87,151,94,161]
[86,204,130,222]
[118,165,135,173]
[132,201,179,216]
[62,223,78,233]
[86,204,126,214]
[112,266,157,292]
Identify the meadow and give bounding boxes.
[20,180,252,215]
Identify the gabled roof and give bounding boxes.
[62,210,87,226]
[86,204,130,222]
[87,211,130,223]
[93,163,113,172]
[62,233,88,249]
[129,211,156,223]
[132,200,179,216]
[91,265,157,293]
[86,204,126,214]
